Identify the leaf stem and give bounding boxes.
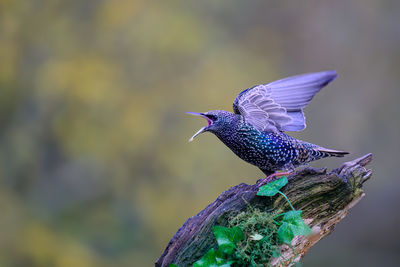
[278,191,295,211]
[273,213,285,219]
[272,219,281,225]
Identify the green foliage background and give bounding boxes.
[0,1,399,266]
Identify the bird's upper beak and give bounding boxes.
[186,112,213,142]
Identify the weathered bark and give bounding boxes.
[156,153,373,267]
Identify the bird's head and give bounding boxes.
[187,110,234,142]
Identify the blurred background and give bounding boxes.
[0,0,399,266]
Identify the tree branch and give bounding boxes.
[156,153,373,267]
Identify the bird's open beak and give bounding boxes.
[186,112,212,142]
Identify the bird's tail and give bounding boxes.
[317,147,349,158]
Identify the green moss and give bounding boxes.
[228,207,281,267]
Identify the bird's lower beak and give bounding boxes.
[186,112,210,142]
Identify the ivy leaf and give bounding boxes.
[281,210,302,223]
[282,211,311,236]
[257,176,288,197]
[193,248,233,267]
[213,226,244,255]
[277,221,295,244]
[277,210,312,244]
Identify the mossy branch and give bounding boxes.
[155,153,373,267]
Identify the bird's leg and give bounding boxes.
[268,171,291,180]
[258,171,292,187]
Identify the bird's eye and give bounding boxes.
[206,114,217,121]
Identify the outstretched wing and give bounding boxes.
[233,70,337,132]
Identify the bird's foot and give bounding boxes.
[258,171,291,187]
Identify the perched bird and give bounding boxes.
[187,70,348,179]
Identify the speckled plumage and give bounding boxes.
[188,71,348,175]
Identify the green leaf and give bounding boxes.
[282,211,311,236]
[281,210,302,221]
[193,248,232,267]
[169,264,179,267]
[277,210,312,244]
[257,176,288,197]
[212,226,244,255]
[277,221,295,244]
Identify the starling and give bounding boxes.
[187,70,348,178]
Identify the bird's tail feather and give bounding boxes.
[317,147,349,157]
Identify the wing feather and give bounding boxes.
[233,70,337,132]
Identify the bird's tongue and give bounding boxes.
[189,127,206,142]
